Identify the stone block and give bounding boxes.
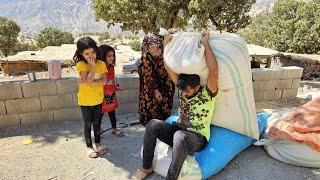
[117,90,130,104]
[252,68,271,81]
[276,79,293,90]
[0,101,6,115]
[40,94,74,111]
[56,78,78,94]
[253,90,264,102]
[129,89,139,103]
[263,90,282,101]
[292,79,301,88]
[21,80,57,97]
[0,114,20,129]
[5,97,41,114]
[0,81,22,100]
[270,69,288,80]
[259,80,276,91]
[116,74,139,90]
[252,81,260,91]
[281,66,303,79]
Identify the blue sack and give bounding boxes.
[166,112,271,179]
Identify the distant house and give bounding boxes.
[0,44,76,75]
[247,44,281,68]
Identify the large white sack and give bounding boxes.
[261,111,320,168]
[141,139,201,179]
[164,32,259,139]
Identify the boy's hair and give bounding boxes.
[73,37,99,63]
[98,44,116,66]
[177,74,200,90]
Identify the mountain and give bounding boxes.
[0,0,122,37]
[0,0,277,37]
[250,0,278,16]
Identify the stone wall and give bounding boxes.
[0,67,302,129]
[252,66,303,101]
[278,54,320,81]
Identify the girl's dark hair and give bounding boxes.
[73,37,99,63]
[98,44,116,66]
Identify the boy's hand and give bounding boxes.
[164,34,173,47]
[200,32,210,46]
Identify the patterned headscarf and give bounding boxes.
[142,33,164,57]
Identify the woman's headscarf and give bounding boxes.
[141,33,164,58]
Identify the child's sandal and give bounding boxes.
[112,130,124,137]
[131,169,152,180]
[87,148,98,158]
[95,144,107,155]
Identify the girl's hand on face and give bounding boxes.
[87,57,96,66]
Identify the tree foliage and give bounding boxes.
[93,0,255,34]
[240,0,320,54]
[0,16,20,55]
[189,0,255,32]
[37,28,74,48]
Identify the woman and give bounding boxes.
[138,33,175,125]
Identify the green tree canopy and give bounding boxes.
[37,28,74,48]
[93,0,190,33]
[189,0,255,32]
[240,0,320,54]
[0,16,20,55]
[93,0,255,34]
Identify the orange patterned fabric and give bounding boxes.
[267,97,320,152]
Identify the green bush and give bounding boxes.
[129,39,141,51]
[98,32,111,43]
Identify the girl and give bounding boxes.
[98,45,124,137]
[73,37,108,158]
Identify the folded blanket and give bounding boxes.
[266,97,320,151]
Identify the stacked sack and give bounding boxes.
[259,97,320,168]
[164,32,259,139]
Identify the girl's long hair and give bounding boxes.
[73,37,99,63]
[98,44,116,66]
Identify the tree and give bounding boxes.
[0,16,20,56]
[93,0,191,34]
[98,32,111,43]
[189,0,255,33]
[240,0,320,54]
[93,0,256,34]
[37,28,74,48]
